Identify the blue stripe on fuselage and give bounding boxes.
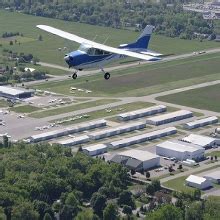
[66,50,114,69]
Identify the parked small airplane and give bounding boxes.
[37,25,162,80]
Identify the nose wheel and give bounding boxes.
[72,72,77,79]
[104,72,110,80]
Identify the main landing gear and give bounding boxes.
[104,72,110,80]
[72,72,77,79]
[101,68,110,80]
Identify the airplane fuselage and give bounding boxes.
[64,48,124,70]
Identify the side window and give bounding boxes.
[94,49,104,55]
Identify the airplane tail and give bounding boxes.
[120,25,154,50]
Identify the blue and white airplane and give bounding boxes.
[37,25,162,80]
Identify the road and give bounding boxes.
[32,47,220,86]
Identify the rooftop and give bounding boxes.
[185,116,218,126]
[147,110,192,122]
[204,170,220,179]
[186,175,207,184]
[181,134,216,147]
[0,86,34,96]
[83,144,107,152]
[118,105,166,118]
[157,140,203,153]
[118,149,159,162]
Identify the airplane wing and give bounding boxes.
[37,25,160,61]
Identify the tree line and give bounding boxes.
[0,0,219,40]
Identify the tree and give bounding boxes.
[152,179,161,191]
[75,210,95,220]
[215,155,218,161]
[146,183,155,195]
[43,213,52,220]
[118,190,135,209]
[146,171,150,179]
[147,204,183,220]
[178,164,183,170]
[90,193,107,217]
[185,201,203,220]
[122,205,132,216]
[11,202,39,220]
[103,203,118,220]
[3,135,9,148]
[193,189,201,200]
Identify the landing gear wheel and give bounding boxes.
[104,72,110,80]
[72,73,77,79]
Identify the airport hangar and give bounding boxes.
[110,149,160,171]
[186,175,212,190]
[0,85,34,99]
[156,140,205,161]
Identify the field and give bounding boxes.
[32,52,220,97]
[0,10,219,67]
[157,84,220,112]
[0,99,8,107]
[11,105,40,113]
[50,102,153,125]
[29,99,118,118]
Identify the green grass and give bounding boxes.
[206,151,220,157]
[10,105,40,113]
[32,52,220,97]
[0,10,219,66]
[0,99,8,107]
[29,99,119,118]
[50,101,154,125]
[163,176,196,193]
[163,165,220,192]
[157,84,220,112]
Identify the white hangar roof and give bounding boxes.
[186,175,207,185]
[118,149,159,162]
[147,110,192,122]
[0,86,33,96]
[157,140,203,153]
[83,144,107,152]
[203,170,220,180]
[181,134,216,147]
[185,116,218,127]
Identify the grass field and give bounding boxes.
[0,99,8,108]
[0,10,219,66]
[32,52,220,97]
[206,151,220,157]
[11,105,40,113]
[29,99,118,118]
[157,84,220,112]
[50,101,153,125]
[163,165,220,192]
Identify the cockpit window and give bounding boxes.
[78,44,90,53]
[78,45,111,56]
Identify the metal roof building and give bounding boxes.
[88,121,146,140]
[186,175,212,190]
[156,140,205,161]
[203,170,220,184]
[181,134,220,149]
[0,85,34,99]
[83,144,108,156]
[110,149,160,171]
[56,135,90,146]
[108,127,177,149]
[117,105,166,121]
[28,119,106,142]
[146,110,193,125]
[184,116,218,129]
